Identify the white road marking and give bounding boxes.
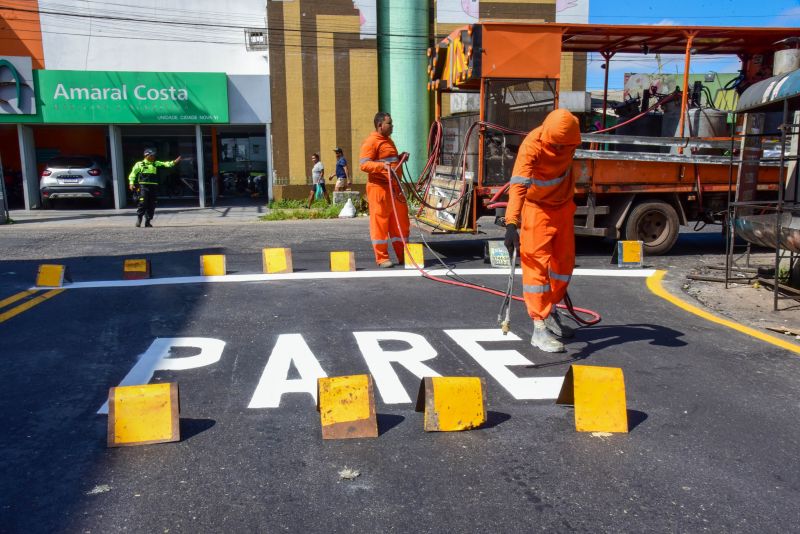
[98,337,225,414]
[97,330,566,414]
[248,333,327,409]
[445,329,564,400]
[355,331,442,404]
[48,268,656,290]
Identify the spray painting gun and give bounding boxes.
[497,246,517,335]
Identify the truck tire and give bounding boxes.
[624,200,679,255]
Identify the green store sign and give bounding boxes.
[35,70,229,124]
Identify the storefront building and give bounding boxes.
[0,67,271,209]
[0,0,271,210]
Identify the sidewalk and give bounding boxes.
[5,203,269,229]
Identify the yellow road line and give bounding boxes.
[0,289,64,324]
[0,290,39,310]
[646,270,800,355]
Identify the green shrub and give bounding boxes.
[268,199,306,210]
[261,199,357,221]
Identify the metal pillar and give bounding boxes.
[108,125,127,209]
[377,0,429,182]
[677,32,697,142]
[17,124,38,210]
[0,153,8,223]
[601,52,613,129]
[265,122,274,202]
[195,124,206,208]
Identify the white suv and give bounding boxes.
[40,155,112,208]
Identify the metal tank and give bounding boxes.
[377,0,429,183]
[774,49,800,76]
[614,112,664,153]
[662,108,729,155]
[735,212,800,254]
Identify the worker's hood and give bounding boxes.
[540,109,581,147]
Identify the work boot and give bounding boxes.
[378,260,394,268]
[135,216,142,228]
[144,220,153,228]
[543,308,575,339]
[531,320,565,353]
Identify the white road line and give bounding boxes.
[40,268,656,290]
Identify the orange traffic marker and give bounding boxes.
[123,259,151,280]
[107,383,180,447]
[404,243,424,269]
[200,254,226,276]
[263,248,293,274]
[35,264,67,287]
[617,240,644,268]
[415,376,486,431]
[330,251,356,272]
[317,375,378,439]
[556,365,628,433]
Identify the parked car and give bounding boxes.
[39,155,112,208]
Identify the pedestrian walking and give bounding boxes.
[128,148,181,227]
[359,112,409,268]
[307,152,330,208]
[328,147,351,191]
[504,109,582,353]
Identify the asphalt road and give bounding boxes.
[1,218,799,533]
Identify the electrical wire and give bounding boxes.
[0,4,437,43]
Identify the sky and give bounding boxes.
[585,0,800,91]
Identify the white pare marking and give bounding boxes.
[444,329,564,400]
[97,337,225,414]
[248,334,327,409]
[354,331,441,404]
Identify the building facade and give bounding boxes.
[1,0,271,210]
[2,0,589,208]
[267,0,377,194]
[267,0,588,193]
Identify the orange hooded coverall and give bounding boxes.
[506,109,582,321]
[359,131,410,265]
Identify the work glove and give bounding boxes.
[504,223,520,255]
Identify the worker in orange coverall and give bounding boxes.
[359,112,410,268]
[504,109,582,353]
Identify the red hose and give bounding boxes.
[386,159,601,326]
[591,93,679,134]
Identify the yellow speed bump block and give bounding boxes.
[404,243,424,269]
[415,376,486,432]
[107,383,180,447]
[36,264,67,287]
[262,247,293,274]
[316,374,378,439]
[123,259,151,280]
[200,254,226,276]
[617,240,644,268]
[556,365,628,433]
[330,251,355,272]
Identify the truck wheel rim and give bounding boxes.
[638,212,668,246]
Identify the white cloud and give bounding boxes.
[779,6,800,18]
[653,19,678,26]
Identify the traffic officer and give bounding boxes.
[359,112,409,268]
[128,148,181,227]
[504,109,582,353]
